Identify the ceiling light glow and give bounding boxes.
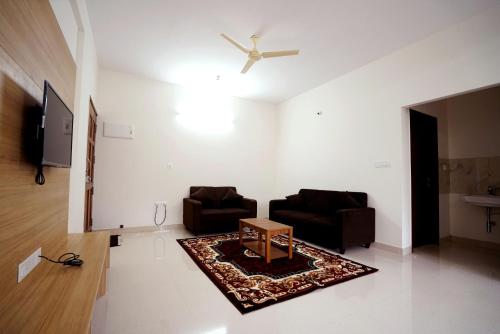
[176,87,233,135]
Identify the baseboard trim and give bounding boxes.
[372,242,411,256]
[373,236,500,256]
[94,224,185,235]
[442,235,500,253]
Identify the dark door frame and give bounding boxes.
[410,109,440,250]
[84,97,97,232]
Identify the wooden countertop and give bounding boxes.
[0,231,110,334]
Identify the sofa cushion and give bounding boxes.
[338,192,363,209]
[286,194,304,210]
[190,187,215,208]
[294,215,340,248]
[222,189,243,208]
[299,189,367,213]
[272,209,319,220]
[272,209,321,226]
[190,186,237,208]
[307,215,338,229]
[272,210,338,242]
[329,191,364,210]
[299,189,335,213]
[201,208,251,223]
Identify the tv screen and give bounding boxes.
[40,81,73,168]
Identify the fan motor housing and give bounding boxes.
[249,50,261,61]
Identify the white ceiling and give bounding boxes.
[87,0,498,103]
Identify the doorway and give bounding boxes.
[410,109,440,249]
[84,98,97,232]
[408,84,500,251]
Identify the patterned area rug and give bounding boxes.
[177,232,378,314]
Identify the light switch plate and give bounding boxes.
[18,248,41,283]
[374,161,391,168]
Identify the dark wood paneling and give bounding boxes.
[0,0,76,301]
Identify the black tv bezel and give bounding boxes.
[39,80,74,168]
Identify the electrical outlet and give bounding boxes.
[18,248,41,283]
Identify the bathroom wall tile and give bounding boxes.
[438,159,450,194]
[475,157,490,194]
[435,156,500,195]
[488,156,500,190]
[449,158,475,194]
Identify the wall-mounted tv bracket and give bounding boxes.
[35,115,45,185]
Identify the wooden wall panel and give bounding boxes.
[0,0,76,301]
[0,0,75,106]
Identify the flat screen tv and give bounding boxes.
[39,80,73,168]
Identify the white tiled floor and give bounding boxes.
[92,228,500,334]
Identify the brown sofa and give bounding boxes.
[183,186,257,235]
[269,189,375,254]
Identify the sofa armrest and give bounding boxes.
[183,198,202,234]
[269,199,288,218]
[241,198,257,217]
[336,207,375,248]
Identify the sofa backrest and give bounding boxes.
[298,189,367,213]
[190,186,236,204]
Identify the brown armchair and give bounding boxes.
[183,186,257,235]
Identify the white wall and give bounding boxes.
[275,5,500,249]
[50,0,99,233]
[49,0,78,60]
[447,87,500,159]
[92,69,277,230]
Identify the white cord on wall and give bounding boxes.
[154,202,167,227]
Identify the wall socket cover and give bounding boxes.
[18,248,41,283]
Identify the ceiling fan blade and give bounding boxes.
[220,33,249,54]
[241,59,255,74]
[262,50,300,58]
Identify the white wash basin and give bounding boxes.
[463,195,500,208]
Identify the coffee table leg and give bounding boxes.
[265,231,271,264]
[288,228,293,260]
[239,221,243,246]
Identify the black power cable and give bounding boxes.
[35,165,45,185]
[39,252,84,266]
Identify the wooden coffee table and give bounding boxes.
[239,218,293,263]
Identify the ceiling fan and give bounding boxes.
[220,33,299,74]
